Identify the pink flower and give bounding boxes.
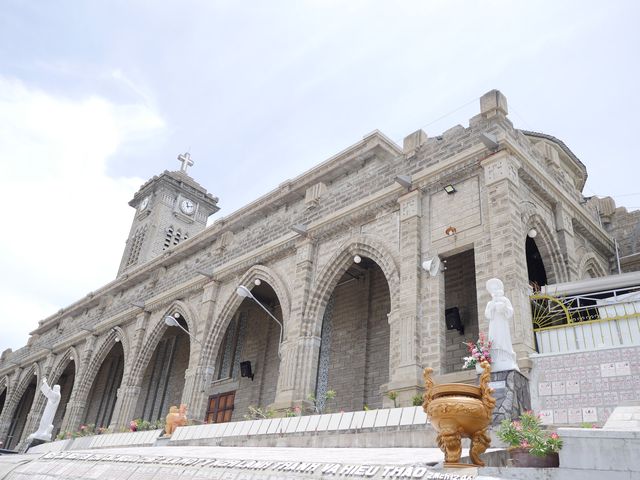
[551,432,559,439]
[513,421,522,431]
[80,425,86,431]
[520,440,530,448]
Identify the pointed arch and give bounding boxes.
[127,300,200,387]
[578,253,608,279]
[48,347,80,386]
[523,213,568,284]
[201,264,292,366]
[303,235,400,337]
[75,328,128,405]
[0,375,8,395]
[1,363,40,434]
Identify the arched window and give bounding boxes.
[163,226,188,250]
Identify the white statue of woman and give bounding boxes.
[485,278,519,372]
[28,377,61,442]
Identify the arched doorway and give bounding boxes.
[83,342,124,429]
[133,315,190,422]
[526,236,548,290]
[5,376,36,449]
[207,281,282,423]
[51,361,75,438]
[315,257,390,412]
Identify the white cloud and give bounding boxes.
[0,76,165,352]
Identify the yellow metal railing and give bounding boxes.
[530,289,640,353]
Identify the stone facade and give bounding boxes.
[0,89,634,449]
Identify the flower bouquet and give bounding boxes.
[462,332,492,370]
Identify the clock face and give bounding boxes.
[180,199,195,215]
[139,196,149,211]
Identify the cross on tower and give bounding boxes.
[177,152,194,173]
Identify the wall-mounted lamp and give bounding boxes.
[353,255,362,264]
[254,278,262,286]
[445,226,457,236]
[290,224,308,237]
[394,174,412,190]
[479,132,499,152]
[69,356,74,361]
[527,228,537,238]
[110,327,120,342]
[164,315,203,345]
[240,361,254,381]
[443,184,456,195]
[236,285,283,358]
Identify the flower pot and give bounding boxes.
[509,448,559,468]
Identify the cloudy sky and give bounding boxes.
[1,1,639,353]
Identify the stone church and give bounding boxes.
[0,90,636,450]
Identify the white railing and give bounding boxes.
[531,287,640,354]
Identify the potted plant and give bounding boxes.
[462,332,492,373]
[496,411,563,468]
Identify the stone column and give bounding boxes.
[62,334,96,431]
[479,152,535,368]
[554,202,578,281]
[110,385,140,430]
[387,190,424,404]
[184,279,219,421]
[0,369,20,445]
[273,239,316,410]
[421,267,447,375]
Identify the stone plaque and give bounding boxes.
[553,409,568,424]
[552,381,566,395]
[489,381,506,391]
[539,409,554,425]
[615,361,631,376]
[600,362,616,378]
[566,380,580,394]
[568,408,583,424]
[538,382,552,396]
[583,407,598,423]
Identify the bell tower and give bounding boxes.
[117,153,220,276]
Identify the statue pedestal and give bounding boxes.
[486,369,531,425]
[24,438,47,453]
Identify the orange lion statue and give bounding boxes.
[165,403,188,436]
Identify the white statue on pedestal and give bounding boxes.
[27,377,61,442]
[485,278,519,372]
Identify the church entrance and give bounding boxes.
[133,317,190,422]
[443,249,479,373]
[83,342,124,429]
[51,360,75,439]
[209,281,282,422]
[315,257,390,412]
[5,377,36,450]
